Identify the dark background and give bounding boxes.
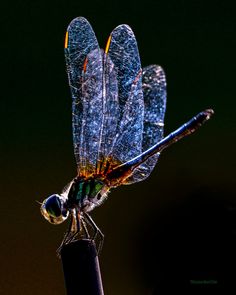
[0,0,235,294]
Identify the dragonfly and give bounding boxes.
[40,17,214,252]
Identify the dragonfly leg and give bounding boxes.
[81,216,90,239]
[56,210,82,256]
[56,215,74,256]
[83,212,104,254]
[65,209,82,243]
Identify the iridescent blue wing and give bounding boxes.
[125,65,167,184]
[65,17,103,177]
[103,24,144,167]
[96,52,120,174]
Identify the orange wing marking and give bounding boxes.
[83,57,88,73]
[64,31,69,49]
[105,35,112,54]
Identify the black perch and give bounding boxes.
[61,239,104,295]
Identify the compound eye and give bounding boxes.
[40,194,68,224]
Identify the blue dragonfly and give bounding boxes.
[40,17,213,252]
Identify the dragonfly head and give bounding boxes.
[40,194,69,224]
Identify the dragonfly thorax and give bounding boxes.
[40,178,108,225]
[66,178,108,213]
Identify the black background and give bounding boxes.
[0,0,235,294]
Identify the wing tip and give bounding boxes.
[68,16,88,25]
[66,16,91,33]
[111,23,135,38]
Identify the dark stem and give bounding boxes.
[61,239,104,295]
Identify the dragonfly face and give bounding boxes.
[41,194,68,224]
[40,17,213,251]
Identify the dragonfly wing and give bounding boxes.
[125,64,167,184]
[65,17,103,176]
[79,48,104,176]
[96,52,120,173]
[104,24,144,167]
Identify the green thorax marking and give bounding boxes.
[73,179,104,203]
